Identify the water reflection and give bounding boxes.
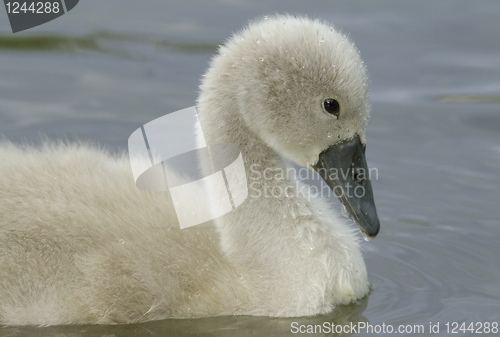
[434,94,500,103]
[0,32,218,53]
[2,299,368,337]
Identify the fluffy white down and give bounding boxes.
[0,15,371,326]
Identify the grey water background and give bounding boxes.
[1,0,499,336]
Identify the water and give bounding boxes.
[1,0,499,336]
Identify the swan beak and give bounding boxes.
[313,135,380,239]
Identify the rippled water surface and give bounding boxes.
[1,1,499,336]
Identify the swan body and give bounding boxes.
[0,15,377,326]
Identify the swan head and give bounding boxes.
[201,15,379,237]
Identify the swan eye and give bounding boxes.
[323,98,340,117]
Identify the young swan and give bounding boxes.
[0,15,379,326]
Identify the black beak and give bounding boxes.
[313,135,380,239]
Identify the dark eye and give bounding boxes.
[323,98,340,117]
